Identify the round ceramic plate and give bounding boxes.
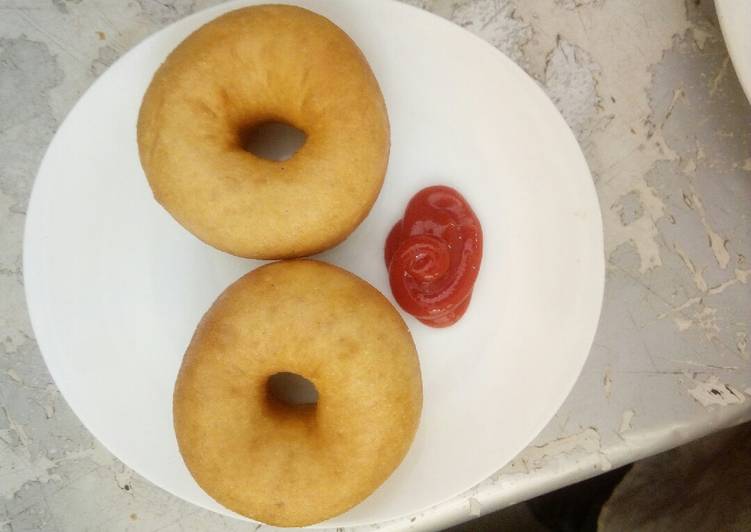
[716,0,751,104]
[24,0,604,527]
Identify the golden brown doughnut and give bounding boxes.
[137,5,390,259]
[173,260,422,526]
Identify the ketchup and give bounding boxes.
[385,186,483,327]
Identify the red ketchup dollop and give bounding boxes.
[385,185,483,327]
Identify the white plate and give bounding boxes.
[24,0,604,527]
[716,0,751,103]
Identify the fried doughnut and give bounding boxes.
[173,260,422,526]
[137,6,390,259]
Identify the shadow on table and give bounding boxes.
[446,465,630,532]
[448,421,751,532]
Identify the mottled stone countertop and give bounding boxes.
[2,0,750,531]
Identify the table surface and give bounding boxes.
[1,1,750,531]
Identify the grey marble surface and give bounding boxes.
[1,0,750,530]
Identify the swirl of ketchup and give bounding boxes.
[385,185,483,327]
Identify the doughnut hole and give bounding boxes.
[266,371,319,410]
[240,121,307,162]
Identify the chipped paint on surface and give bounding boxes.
[691,27,713,51]
[709,57,730,97]
[665,304,721,339]
[694,307,721,343]
[682,157,697,175]
[619,410,634,433]
[4,369,21,384]
[660,267,751,333]
[688,376,746,407]
[612,191,644,227]
[736,333,749,360]
[114,467,134,490]
[708,278,740,295]
[544,37,602,140]
[685,184,730,270]
[448,0,533,65]
[515,0,691,273]
[659,296,702,318]
[736,269,751,284]
[0,35,62,356]
[518,428,612,472]
[41,402,54,420]
[467,497,482,517]
[0,406,60,499]
[0,449,59,500]
[43,384,57,419]
[555,0,600,9]
[677,360,738,371]
[674,244,708,292]
[603,369,612,399]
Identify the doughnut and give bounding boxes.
[173,260,422,526]
[137,6,390,259]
